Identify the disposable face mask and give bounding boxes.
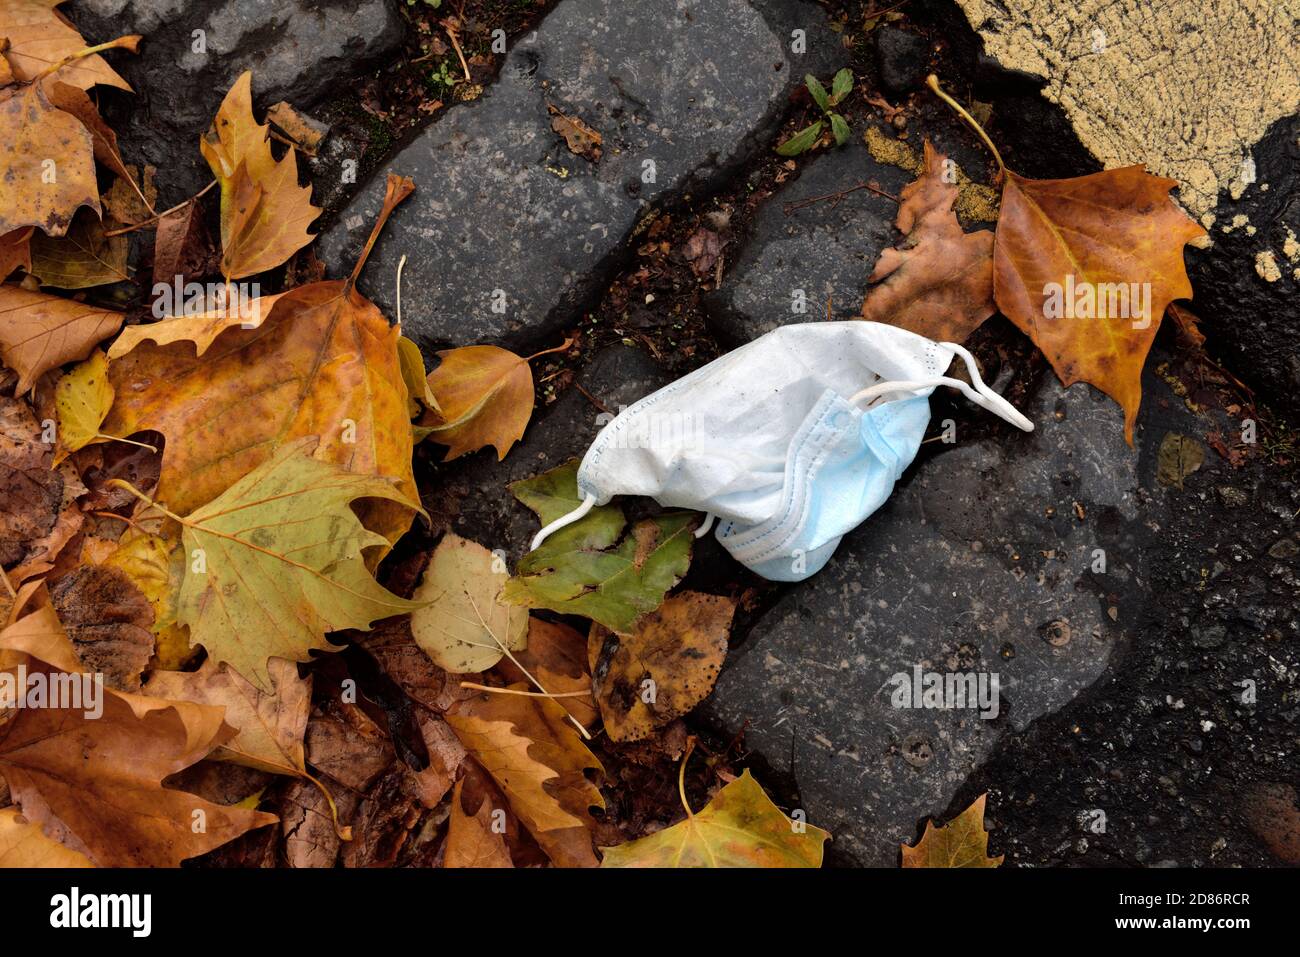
[530,321,1033,582]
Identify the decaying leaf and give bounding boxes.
[151,197,214,289]
[498,616,597,728]
[200,72,319,280]
[600,768,828,868]
[29,207,129,288]
[409,532,528,674]
[266,100,327,155]
[861,141,995,343]
[994,166,1204,444]
[167,437,422,693]
[0,395,63,570]
[588,590,733,742]
[548,104,601,161]
[0,284,122,392]
[423,345,535,461]
[0,808,94,867]
[446,687,604,867]
[444,771,513,868]
[145,657,311,778]
[1156,432,1205,489]
[901,792,1003,868]
[48,562,154,692]
[0,600,277,866]
[0,226,33,280]
[504,462,694,633]
[0,82,97,236]
[98,529,191,671]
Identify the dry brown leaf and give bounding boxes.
[0,807,93,866]
[588,590,733,742]
[498,616,597,728]
[0,2,133,92]
[266,100,327,155]
[994,166,1205,443]
[46,81,150,214]
[423,345,535,461]
[548,104,601,160]
[0,284,122,392]
[304,701,395,793]
[444,770,513,868]
[145,657,311,778]
[447,687,604,867]
[861,141,995,343]
[0,227,33,280]
[200,72,319,280]
[150,197,215,289]
[0,394,63,570]
[901,792,1003,867]
[0,600,277,866]
[29,207,129,288]
[0,82,97,236]
[48,563,154,691]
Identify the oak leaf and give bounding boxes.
[588,590,733,742]
[409,532,528,674]
[860,141,994,343]
[200,71,319,280]
[161,437,422,693]
[0,284,122,392]
[901,792,1003,867]
[600,768,829,867]
[993,166,1204,443]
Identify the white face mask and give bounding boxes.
[530,322,1033,582]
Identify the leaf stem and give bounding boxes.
[678,735,697,818]
[33,35,142,85]
[104,180,216,237]
[301,768,352,841]
[925,74,1006,178]
[459,681,590,699]
[106,478,184,525]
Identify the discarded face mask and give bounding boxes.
[530,321,1033,582]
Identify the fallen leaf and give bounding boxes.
[266,100,327,155]
[48,562,154,691]
[1167,302,1205,349]
[423,345,535,461]
[588,591,733,742]
[281,776,357,868]
[600,768,828,867]
[446,687,604,867]
[444,771,513,868]
[104,183,417,546]
[145,658,311,778]
[498,617,597,728]
[0,807,93,866]
[304,700,394,793]
[409,532,528,674]
[397,334,438,417]
[0,601,277,866]
[52,348,113,462]
[98,529,190,670]
[200,72,319,280]
[165,437,422,693]
[29,208,129,288]
[46,81,150,214]
[861,141,995,343]
[151,197,215,289]
[548,104,601,161]
[0,284,122,392]
[901,792,1003,867]
[505,462,694,633]
[0,394,63,569]
[1156,432,1205,489]
[0,81,97,236]
[0,226,33,280]
[993,166,1205,443]
[0,1,133,92]
[682,227,725,279]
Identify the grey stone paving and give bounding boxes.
[317,0,842,356]
[699,376,1155,864]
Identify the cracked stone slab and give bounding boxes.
[700,377,1152,865]
[69,0,407,205]
[317,0,841,357]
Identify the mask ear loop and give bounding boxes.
[849,343,1034,432]
[530,493,597,551]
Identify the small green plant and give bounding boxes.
[776,69,854,157]
[405,0,442,8]
[427,59,458,95]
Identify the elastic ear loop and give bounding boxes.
[849,341,1034,432]
[530,493,596,551]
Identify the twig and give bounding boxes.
[784,180,898,216]
[444,23,472,82]
[105,180,216,237]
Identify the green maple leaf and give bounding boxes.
[158,436,422,691]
